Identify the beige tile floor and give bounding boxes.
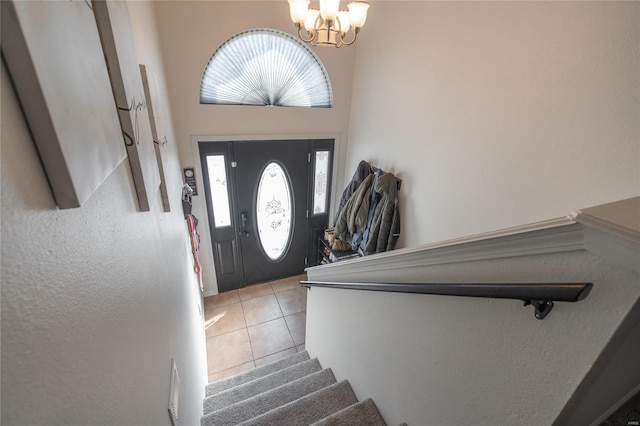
[203,274,308,384]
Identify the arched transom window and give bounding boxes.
[200,28,333,108]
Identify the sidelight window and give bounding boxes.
[206,155,231,228]
[313,150,330,215]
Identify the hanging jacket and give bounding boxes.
[363,172,401,254]
[333,160,373,225]
[357,169,385,252]
[334,173,374,243]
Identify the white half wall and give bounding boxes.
[154,1,357,294]
[345,1,640,248]
[305,213,640,425]
[0,2,207,424]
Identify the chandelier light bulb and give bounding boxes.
[304,8,321,32]
[288,0,310,24]
[347,1,369,28]
[337,11,351,34]
[319,0,340,21]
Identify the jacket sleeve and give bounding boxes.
[363,202,383,255]
[334,174,373,242]
[333,195,352,242]
[333,160,372,224]
[345,174,373,236]
[385,199,401,251]
[374,199,397,253]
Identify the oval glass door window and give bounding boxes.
[256,162,293,261]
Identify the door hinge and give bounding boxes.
[306,210,309,218]
[308,153,311,162]
[304,257,308,265]
[231,161,237,168]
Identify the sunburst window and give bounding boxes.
[200,28,333,108]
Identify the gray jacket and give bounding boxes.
[363,173,401,254]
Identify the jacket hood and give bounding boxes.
[374,172,398,198]
[354,160,372,182]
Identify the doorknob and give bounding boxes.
[240,231,250,238]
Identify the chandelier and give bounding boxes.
[287,0,370,48]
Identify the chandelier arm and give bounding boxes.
[296,23,316,43]
[340,27,360,46]
[335,30,344,48]
[334,16,344,47]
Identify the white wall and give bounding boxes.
[154,1,357,294]
[0,2,207,425]
[346,1,640,248]
[305,220,640,425]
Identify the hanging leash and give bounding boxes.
[186,213,203,291]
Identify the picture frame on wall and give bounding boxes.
[1,0,126,209]
[140,64,171,212]
[93,0,159,212]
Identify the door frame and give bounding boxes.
[190,134,343,297]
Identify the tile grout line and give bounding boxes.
[243,288,283,331]
[239,294,257,364]
[274,286,297,347]
[206,313,297,341]
[203,288,241,311]
[204,302,245,339]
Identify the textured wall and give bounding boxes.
[345,1,640,248]
[0,2,207,425]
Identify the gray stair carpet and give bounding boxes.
[204,358,322,414]
[235,380,357,426]
[309,398,387,426]
[201,369,337,426]
[206,350,310,397]
[201,351,397,425]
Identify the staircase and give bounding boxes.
[201,351,401,426]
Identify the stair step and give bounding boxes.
[235,380,358,426]
[201,369,337,426]
[204,358,322,414]
[310,398,387,426]
[206,351,310,397]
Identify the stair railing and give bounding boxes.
[300,280,592,319]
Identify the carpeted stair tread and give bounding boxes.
[235,380,358,426]
[204,358,322,414]
[310,398,387,426]
[206,351,310,397]
[201,369,337,426]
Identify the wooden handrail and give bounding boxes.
[300,280,593,319]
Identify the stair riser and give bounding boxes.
[235,380,358,426]
[201,369,337,426]
[206,351,310,397]
[204,358,322,414]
